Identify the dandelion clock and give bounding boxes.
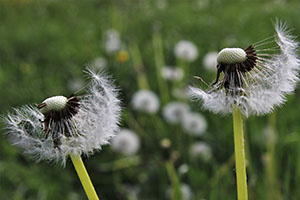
[189,22,300,199]
[3,69,121,200]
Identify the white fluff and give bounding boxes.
[131,90,160,114]
[105,29,121,53]
[174,40,198,62]
[189,22,300,117]
[3,70,121,165]
[181,112,207,136]
[190,142,212,161]
[111,129,140,156]
[161,66,184,81]
[162,102,190,124]
[203,51,218,71]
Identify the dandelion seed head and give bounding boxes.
[3,69,121,165]
[217,48,247,64]
[132,90,160,114]
[111,129,140,156]
[189,22,300,117]
[174,40,198,62]
[182,112,207,136]
[38,96,68,114]
[163,102,190,124]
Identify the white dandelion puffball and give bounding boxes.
[174,40,198,62]
[131,90,160,114]
[203,51,218,71]
[162,102,190,124]
[105,29,121,53]
[67,78,84,92]
[190,142,212,161]
[3,70,121,164]
[166,183,193,200]
[182,112,207,136]
[189,22,300,117]
[111,129,140,156]
[91,57,107,69]
[161,66,184,81]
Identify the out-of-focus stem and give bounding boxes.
[153,32,169,105]
[165,161,182,200]
[232,107,248,200]
[70,154,99,200]
[129,43,149,90]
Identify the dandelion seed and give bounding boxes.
[3,70,121,165]
[131,90,160,114]
[190,142,212,161]
[203,51,218,71]
[111,129,140,156]
[182,112,207,136]
[189,22,300,117]
[105,29,121,53]
[161,66,184,81]
[162,102,190,124]
[174,40,198,62]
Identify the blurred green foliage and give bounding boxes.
[0,0,300,199]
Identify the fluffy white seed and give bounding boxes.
[203,51,218,71]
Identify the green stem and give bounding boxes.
[153,32,169,105]
[165,161,182,200]
[232,107,248,200]
[129,42,149,90]
[70,154,99,200]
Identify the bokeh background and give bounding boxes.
[1,0,300,199]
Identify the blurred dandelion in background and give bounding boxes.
[174,40,198,62]
[105,29,121,53]
[202,51,218,72]
[111,129,140,156]
[131,90,160,114]
[91,57,107,70]
[161,66,184,81]
[181,112,207,136]
[162,102,190,124]
[190,142,212,161]
[67,78,84,92]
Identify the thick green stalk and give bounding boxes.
[70,154,99,200]
[232,107,248,200]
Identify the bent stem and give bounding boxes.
[232,107,248,200]
[70,154,99,200]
